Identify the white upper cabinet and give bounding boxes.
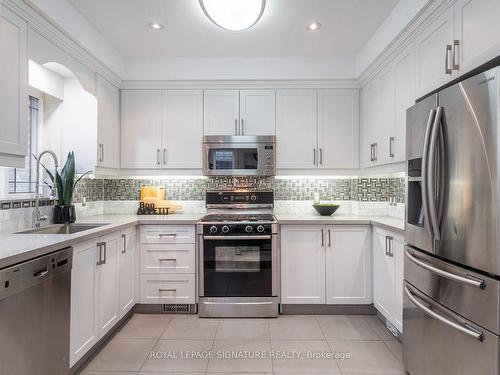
[276,89,318,169]
[454,0,500,76]
[121,90,162,169]
[318,89,359,169]
[162,90,203,168]
[0,4,28,167]
[281,225,325,304]
[373,67,396,165]
[415,7,455,98]
[96,75,120,169]
[239,89,276,135]
[203,90,240,135]
[325,226,371,304]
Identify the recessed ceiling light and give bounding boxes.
[306,22,322,31]
[149,22,164,30]
[200,0,266,31]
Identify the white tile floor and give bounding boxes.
[81,314,404,375]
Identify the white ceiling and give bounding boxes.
[68,0,399,59]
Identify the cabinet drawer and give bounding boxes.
[140,274,195,304]
[140,225,195,244]
[141,244,195,273]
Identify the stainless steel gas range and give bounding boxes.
[197,191,279,318]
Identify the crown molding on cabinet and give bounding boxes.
[358,0,455,86]
[3,0,122,87]
[120,80,360,90]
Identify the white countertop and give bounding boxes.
[0,213,404,269]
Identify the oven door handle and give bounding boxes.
[203,235,272,240]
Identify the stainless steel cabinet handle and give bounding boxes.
[313,148,317,165]
[321,228,324,246]
[158,258,177,262]
[374,143,378,161]
[158,233,177,237]
[163,148,167,165]
[319,148,323,165]
[158,288,177,293]
[96,242,103,265]
[405,286,483,341]
[157,149,160,165]
[101,143,104,163]
[370,144,374,162]
[235,119,238,135]
[103,242,107,264]
[385,236,389,256]
[422,109,437,238]
[405,249,485,289]
[241,119,244,135]
[388,236,393,257]
[452,40,459,71]
[121,234,126,254]
[445,44,452,75]
[328,229,331,247]
[98,144,102,163]
[203,235,271,240]
[389,137,395,158]
[428,106,443,241]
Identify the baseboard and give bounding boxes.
[280,304,377,315]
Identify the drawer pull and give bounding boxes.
[158,233,177,237]
[158,288,177,293]
[158,258,177,262]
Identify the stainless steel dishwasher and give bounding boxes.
[0,247,73,375]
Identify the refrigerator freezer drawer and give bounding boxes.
[403,282,500,375]
[405,245,500,335]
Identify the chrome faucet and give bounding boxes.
[33,150,59,228]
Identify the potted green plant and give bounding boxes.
[41,151,91,223]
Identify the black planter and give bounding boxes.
[53,205,76,224]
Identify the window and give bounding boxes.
[8,96,39,194]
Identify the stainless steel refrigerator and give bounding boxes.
[404,65,500,375]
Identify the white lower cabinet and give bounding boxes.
[70,227,137,367]
[140,225,196,305]
[372,226,404,333]
[281,224,371,305]
[119,227,137,318]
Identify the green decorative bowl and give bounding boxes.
[313,204,340,216]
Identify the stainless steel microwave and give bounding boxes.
[203,135,276,176]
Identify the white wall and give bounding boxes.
[29,60,65,100]
[355,0,430,76]
[124,57,357,81]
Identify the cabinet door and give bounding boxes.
[97,75,120,169]
[162,90,203,168]
[372,229,394,320]
[280,225,325,304]
[0,4,27,165]
[393,47,416,163]
[325,226,371,304]
[276,89,318,169]
[318,89,359,169]
[455,0,500,76]
[373,67,395,165]
[239,89,276,135]
[415,7,455,97]
[392,235,405,332]
[70,239,98,367]
[360,80,376,168]
[121,90,162,168]
[203,90,240,135]
[119,227,136,318]
[97,233,120,338]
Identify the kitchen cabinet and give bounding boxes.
[204,89,275,136]
[119,227,137,318]
[70,229,129,367]
[372,227,404,333]
[325,226,371,304]
[277,89,359,170]
[96,75,120,169]
[121,90,162,169]
[121,90,203,169]
[0,3,28,167]
[318,89,359,169]
[281,224,371,305]
[140,225,196,305]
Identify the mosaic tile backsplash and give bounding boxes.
[1,176,406,211]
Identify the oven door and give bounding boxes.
[200,236,275,297]
[203,143,273,176]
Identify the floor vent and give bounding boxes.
[162,304,193,313]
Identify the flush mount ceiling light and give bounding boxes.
[306,22,322,31]
[149,22,164,30]
[199,0,266,31]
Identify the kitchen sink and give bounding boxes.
[16,223,108,235]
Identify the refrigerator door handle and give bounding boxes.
[405,286,483,341]
[422,108,437,238]
[428,106,443,240]
[405,248,485,289]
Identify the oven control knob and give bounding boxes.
[245,225,253,233]
[250,195,257,201]
[221,225,230,234]
[209,226,218,234]
[257,225,265,233]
